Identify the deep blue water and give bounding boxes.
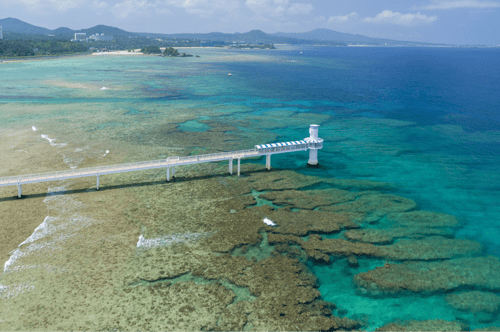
[217,46,500,254]
[213,46,500,330]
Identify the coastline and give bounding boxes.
[0,53,92,63]
[92,51,144,55]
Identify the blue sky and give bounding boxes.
[1,0,499,44]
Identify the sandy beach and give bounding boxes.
[92,51,144,55]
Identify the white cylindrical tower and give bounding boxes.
[305,124,323,166]
[309,124,319,140]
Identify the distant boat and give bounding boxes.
[228,73,232,76]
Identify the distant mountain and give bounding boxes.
[0,17,446,46]
[0,18,135,39]
[274,29,375,43]
[273,28,443,46]
[77,25,136,38]
[0,17,51,35]
[51,27,74,36]
[135,29,346,45]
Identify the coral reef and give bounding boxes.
[387,210,462,228]
[379,236,483,261]
[259,188,361,209]
[344,227,454,244]
[354,256,500,295]
[252,205,360,236]
[375,319,469,331]
[1,161,495,331]
[446,291,500,313]
[268,233,481,263]
[321,193,417,223]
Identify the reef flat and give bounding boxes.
[1,158,495,330]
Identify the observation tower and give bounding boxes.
[305,124,323,165]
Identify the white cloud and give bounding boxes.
[416,0,500,9]
[287,3,313,15]
[12,0,39,4]
[10,0,89,11]
[245,0,313,17]
[91,0,109,9]
[162,0,241,18]
[363,10,437,25]
[111,0,160,19]
[328,12,358,23]
[155,6,172,14]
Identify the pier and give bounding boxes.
[0,125,323,198]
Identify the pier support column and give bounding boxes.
[172,166,175,178]
[237,158,241,177]
[17,183,22,198]
[308,149,318,166]
[266,154,271,170]
[96,174,100,191]
[229,158,233,175]
[167,167,170,182]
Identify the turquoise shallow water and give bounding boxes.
[1,47,499,330]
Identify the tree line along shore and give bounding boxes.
[0,39,276,59]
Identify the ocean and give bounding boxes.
[0,46,499,330]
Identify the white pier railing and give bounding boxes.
[0,125,323,198]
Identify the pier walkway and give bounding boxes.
[0,125,323,198]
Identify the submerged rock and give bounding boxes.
[354,256,500,295]
[269,233,481,263]
[472,327,500,331]
[446,291,500,313]
[259,188,359,209]
[344,227,454,244]
[321,193,417,223]
[375,319,468,331]
[252,205,360,236]
[387,210,462,228]
[379,236,483,261]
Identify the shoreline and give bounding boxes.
[0,53,92,63]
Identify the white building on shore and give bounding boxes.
[74,33,86,41]
[88,33,113,41]
[71,32,113,42]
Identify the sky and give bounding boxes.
[1,0,499,44]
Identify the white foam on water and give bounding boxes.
[61,153,84,169]
[41,134,54,143]
[74,148,84,152]
[263,218,276,226]
[100,87,108,90]
[43,185,83,213]
[4,185,94,274]
[137,232,213,249]
[32,126,37,131]
[4,249,24,272]
[0,282,35,300]
[41,134,66,148]
[18,216,59,247]
[1,139,94,282]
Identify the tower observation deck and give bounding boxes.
[0,125,323,198]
